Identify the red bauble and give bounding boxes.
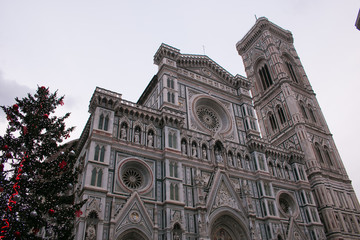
[32,228,39,234]
[59,160,67,169]
[0,187,3,192]
[41,86,46,90]
[75,209,83,217]
[6,152,12,158]
[48,209,55,215]
[43,114,49,119]
[2,145,8,151]
[14,231,21,238]
[13,104,19,111]
[0,164,4,172]
[23,126,28,135]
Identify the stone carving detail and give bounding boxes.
[196,106,220,131]
[129,210,141,223]
[214,183,236,209]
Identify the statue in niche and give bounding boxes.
[181,141,187,154]
[215,147,223,163]
[134,129,140,143]
[192,144,197,157]
[147,132,153,147]
[120,125,127,140]
[202,147,207,160]
[85,224,96,240]
[237,155,242,168]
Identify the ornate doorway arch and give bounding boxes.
[117,229,149,240]
[210,214,248,240]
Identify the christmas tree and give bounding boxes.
[0,86,86,239]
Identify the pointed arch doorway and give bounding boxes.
[210,215,248,240]
[117,229,149,240]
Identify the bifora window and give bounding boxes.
[258,64,273,91]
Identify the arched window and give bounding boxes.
[308,105,317,123]
[167,92,171,102]
[314,143,324,164]
[276,105,287,125]
[170,183,179,201]
[268,112,278,131]
[170,162,178,178]
[97,169,102,187]
[300,103,308,119]
[100,146,105,162]
[286,62,298,83]
[91,168,97,186]
[174,184,179,200]
[98,114,104,129]
[104,115,109,131]
[94,145,100,161]
[170,184,174,200]
[171,93,175,103]
[324,146,334,166]
[258,64,273,91]
[168,132,177,148]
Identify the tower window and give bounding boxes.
[308,106,317,123]
[167,77,174,89]
[268,112,278,131]
[301,104,308,119]
[98,114,104,129]
[104,115,109,131]
[259,64,273,91]
[286,62,298,83]
[94,145,100,160]
[276,105,287,125]
[314,143,324,164]
[167,92,175,103]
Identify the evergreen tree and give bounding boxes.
[0,86,85,239]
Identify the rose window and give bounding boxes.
[277,192,299,217]
[196,106,220,131]
[122,168,143,189]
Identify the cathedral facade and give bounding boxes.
[74,18,360,240]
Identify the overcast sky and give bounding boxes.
[1,1,359,198]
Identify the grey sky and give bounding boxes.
[1,1,359,197]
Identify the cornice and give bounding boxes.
[236,17,293,55]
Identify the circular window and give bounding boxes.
[118,159,153,193]
[277,192,299,217]
[192,96,231,133]
[122,168,143,189]
[196,106,220,131]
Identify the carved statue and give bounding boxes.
[120,125,127,140]
[181,141,187,154]
[147,132,153,147]
[192,144,197,157]
[202,147,207,160]
[215,148,223,163]
[86,224,96,240]
[134,129,140,143]
[237,155,242,168]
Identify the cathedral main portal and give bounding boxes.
[117,229,149,240]
[210,215,248,240]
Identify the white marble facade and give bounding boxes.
[74,18,360,240]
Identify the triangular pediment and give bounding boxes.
[206,170,245,214]
[114,192,154,237]
[286,217,309,240]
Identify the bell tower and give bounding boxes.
[237,17,360,239]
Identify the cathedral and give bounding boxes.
[74,18,360,240]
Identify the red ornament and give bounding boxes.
[32,228,39,234]
[2,145,8,151]
[0,186,4,192]
[14,231,21,238]
[59,160,67,169]
[6,153,12,158]
[75,210,83,217]
[43,114,49,119]
[13,104,19,111]
[59,99,64,106]
[48,209,55,215]
[7,114,12,121]
[0,164,4,172]
[23,126,28,135]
